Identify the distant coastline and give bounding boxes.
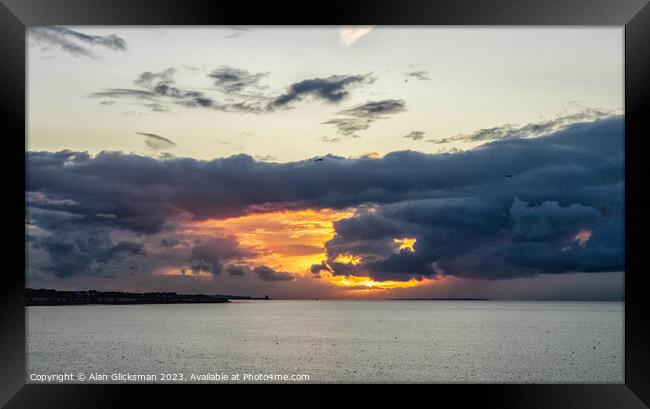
[390,298,490,301]
[26,288,270,306]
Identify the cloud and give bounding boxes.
[403,131,425,141]
[90,68,215,111]
[310,261,331,278]
[208,66,268,94]
[253,266,295,281]
[322,118,372,137]
[254,155,277,162]
[190,236,252,275]
[27,116,623,283]
[405,71,430,81]
[339,99,406,118]
[226,264,249,276]
[270,74,373,109]
[29,26,126,58]
[339,26,374,46]
[160,238,180,248]
[93,68,374,115]
[29,222,143,278]
[430,108,617,145]
[135,132,176,150]
[325,99,406,136]
[223,27,252,39]
[319,136,342,143]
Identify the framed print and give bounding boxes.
[1,0,649,407]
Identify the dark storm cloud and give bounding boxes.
[253,266,295,281]
[27,116,623,281]
[29,221,144,278]
[310,261,331,278]
[270,74,373,109]
[29,26,126,58]
[226,265,249,276]
[208,66,268,94]
[135,132,177,150]
[189,236,252,275]
[403,131,425,141]
[325,99,406,136]
[430,108,616,145]
[160,238,180,248]
[405,71,431,81]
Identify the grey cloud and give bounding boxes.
[254,155,277,162]
[29,26,126,58]
[339,99,406,118]
[135,132,177,150]
[223,27,252,39]
[253,266,295,281]
[319,136,342,143]
[309,261,331,278]
[93,68,375,115]
[30,222,143,278]
[405,71,430,81]
[226,264,249,276]
[90,89,157,100]
[430,108,616,145]
[403,131,425,141]
[208,66,268,94]
[270,74,373,109]
[325,99,406,136]
[90,68,214,111]
[161,238,180,248]
[190,236,252,275]
[134,68,176,88]
[322,118,372,137]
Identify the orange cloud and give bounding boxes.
[189,209,432,294]
[194,209,351,274]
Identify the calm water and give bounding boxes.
[27,301,623,383]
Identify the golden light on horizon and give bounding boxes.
[329,274,427,290]
[194,208,353,274]
[187,209,431,294]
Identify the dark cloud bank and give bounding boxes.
[27,117,623,286]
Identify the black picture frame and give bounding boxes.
[1,0,649,407]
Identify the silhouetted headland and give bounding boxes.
[25,289,272,306]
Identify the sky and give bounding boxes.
[25,26,624,299]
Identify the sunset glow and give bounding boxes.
[332,254,362,265]
[194,209,352,275]
[328,274,427,290]
[25,26,624,301]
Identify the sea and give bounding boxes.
[26,300,623,383]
